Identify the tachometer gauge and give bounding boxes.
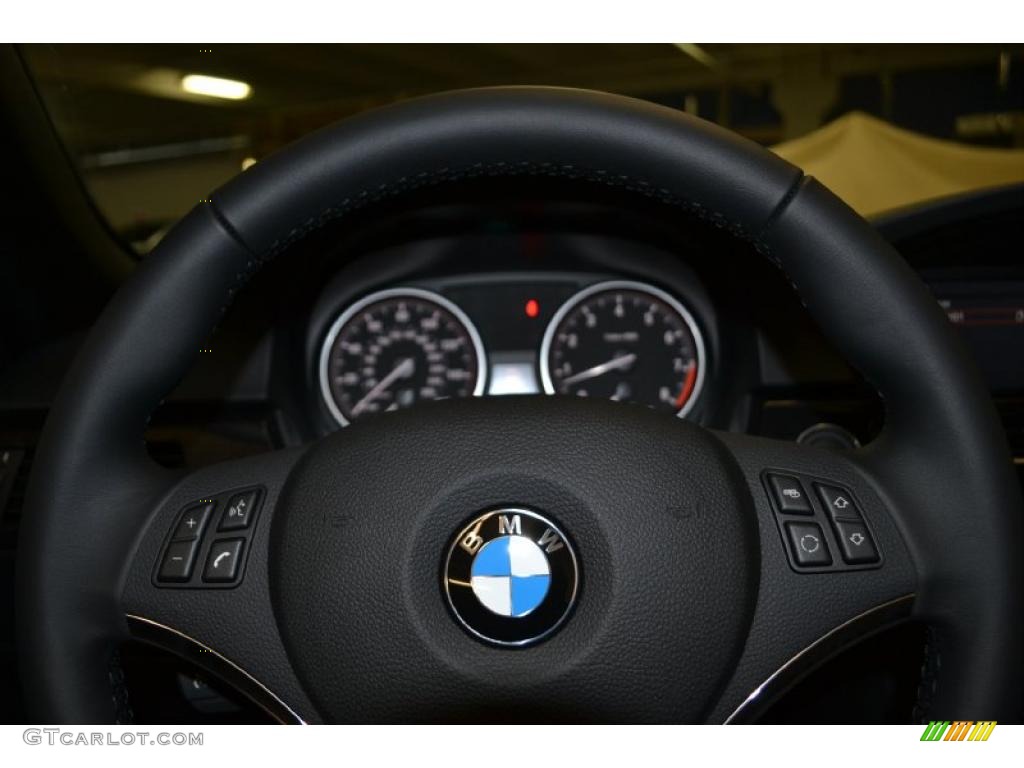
[319,288,487,426]
[540,280,706,417]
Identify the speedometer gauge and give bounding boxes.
[540,280,706,417]
[319,288,486,426]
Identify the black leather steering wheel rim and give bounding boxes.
[18,87,1022,722]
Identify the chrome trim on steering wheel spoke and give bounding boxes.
[724,593,916,723]
[126,614,307,724]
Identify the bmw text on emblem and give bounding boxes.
[443,508,579,646]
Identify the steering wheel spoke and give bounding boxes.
[120,448,315,723]
[708,432,918,723]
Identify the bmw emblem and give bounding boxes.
[443,508,579,646]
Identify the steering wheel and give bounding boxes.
[17,87,1022,723]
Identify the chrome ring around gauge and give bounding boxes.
[540,280,707,418]
[319,287,487,427]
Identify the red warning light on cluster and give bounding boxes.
[525,299,540,319]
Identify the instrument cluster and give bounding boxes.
[316,275,710,428]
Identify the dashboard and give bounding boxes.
[2,190,1021,457]
[279,198,745,442]
[252,187,1020,470]
[3,189,1014,459]
[315,277,707,428]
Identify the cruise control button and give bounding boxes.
[203,539,245,582]
[158,540,199,582]
[171,503,213,542]
[767,474,812,514]
[218,490,258,531]
[815,484,863,521]
[784,522,832,567]
[833,521,879,564]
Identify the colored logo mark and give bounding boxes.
[920,721,997,741]
[470,534,551,617]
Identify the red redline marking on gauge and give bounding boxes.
[675,365,697,410]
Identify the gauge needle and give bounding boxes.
[351,357,415,416]
[561,353,637,385]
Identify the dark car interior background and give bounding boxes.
[0,44,1022,723]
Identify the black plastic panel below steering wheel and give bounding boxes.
[17,87,1022,723]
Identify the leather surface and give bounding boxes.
[271,396,758,723]
[211,87,802,259]
[120,448,321,723]
[762,178,1023,719]
[708,431,917,722]
[17,206,252,721]
[18,87,1022,722]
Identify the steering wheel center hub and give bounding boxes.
[270,396,759,722]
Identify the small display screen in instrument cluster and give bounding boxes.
[936,285,1024,392]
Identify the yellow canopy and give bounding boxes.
[771,111,1024,217]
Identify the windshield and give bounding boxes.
[20,43,1024,253]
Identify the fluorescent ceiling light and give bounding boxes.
[180,73,252,101]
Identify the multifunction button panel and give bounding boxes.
[761,472,881,573]
[154,487,263,588]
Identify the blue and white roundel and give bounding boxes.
[470,535,551,617]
